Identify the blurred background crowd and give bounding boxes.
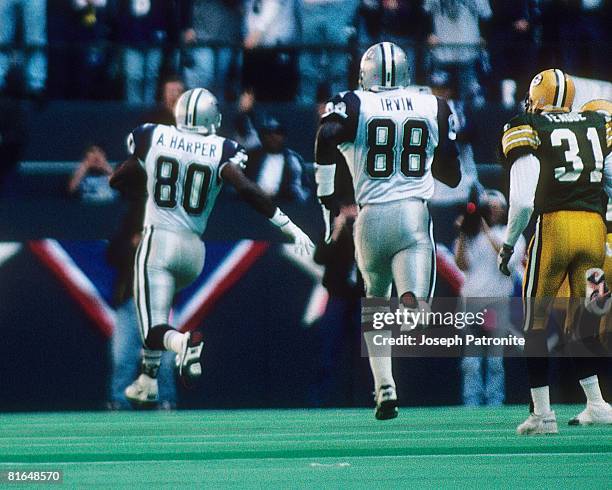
[0,0,609,106]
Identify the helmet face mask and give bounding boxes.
[174,88,222,135]
[359,42,410,92]
[526,69,575,114]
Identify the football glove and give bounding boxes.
[498,243,514,276]
[270,209,315,256]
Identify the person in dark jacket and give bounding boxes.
[243,116,309,203]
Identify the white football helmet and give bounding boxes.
[359,42,410,92]
[174,88,222,135]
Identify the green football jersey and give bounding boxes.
[502,111,611,215]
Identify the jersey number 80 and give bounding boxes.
[366,118,429,179]
[154,156,212,215]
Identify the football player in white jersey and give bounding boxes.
[314,42,461,419]
[110,88,314,402]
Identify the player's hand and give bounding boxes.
[280,222,315,256]
[498,243,514,276]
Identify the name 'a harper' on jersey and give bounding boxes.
[321,88,458,206]
[128,123,247,236]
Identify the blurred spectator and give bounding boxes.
[299,0,358,103]
[244,115,309,202]
[539,0,610,81]
[112,0,169,104]
[140,74,185,125]
[242,0,301,101]
[48,0,115,99]
[357,0,433,84]
[311,203,362,406]
[424,0,492,103]
[484,0,537,102]
[231,89,262,152]
[430,70,478,202]
[454,188,525,406]
[0,0,47,96]
[67,145,117,202]
[182,0,243,101]
[0,86,27,196]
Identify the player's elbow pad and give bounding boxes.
[314,163,336,198]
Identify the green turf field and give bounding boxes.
[0,406,609,488]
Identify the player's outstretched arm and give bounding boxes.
[221,162,315,256]
[109,155,147,200]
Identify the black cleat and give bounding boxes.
[374,385,398,420]
[176,331,204,388]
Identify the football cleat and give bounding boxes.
[374,385,398,420]
[568,402,612,426]
[584,268,612,316]
[176,331,204,387]
[124,374,159,408]
[516,411,558,435]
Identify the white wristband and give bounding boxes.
[314,163,336,197]
[269,208,291,228]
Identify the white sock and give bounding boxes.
[579,375,605,404]
[163,330,185,355]
[531,386,551,415]
[363,330,394,391]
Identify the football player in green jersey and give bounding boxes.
[498,70,612,434]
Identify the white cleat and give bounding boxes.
[568,402,612,426]
[516,411,558,435]
[374,385,398,420]
[176,331,204,387]
[124,374,158,408]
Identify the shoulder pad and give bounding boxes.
[320,92,361,142]
[501,115,540,158]
[321,91,360,121]
[221,138,247,169]
[127,123,156,161]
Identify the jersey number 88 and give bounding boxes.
[154,156,212,215]
[366,118,429,179]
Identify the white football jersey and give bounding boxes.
[128,124,246,236]
[322,88,456,205]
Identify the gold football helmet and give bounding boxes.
[580,99,612,115]
[526,69,575,113]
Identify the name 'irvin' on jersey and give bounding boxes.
[321,87,458,206]
[502,110,612,216]
[127,123,247,236]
